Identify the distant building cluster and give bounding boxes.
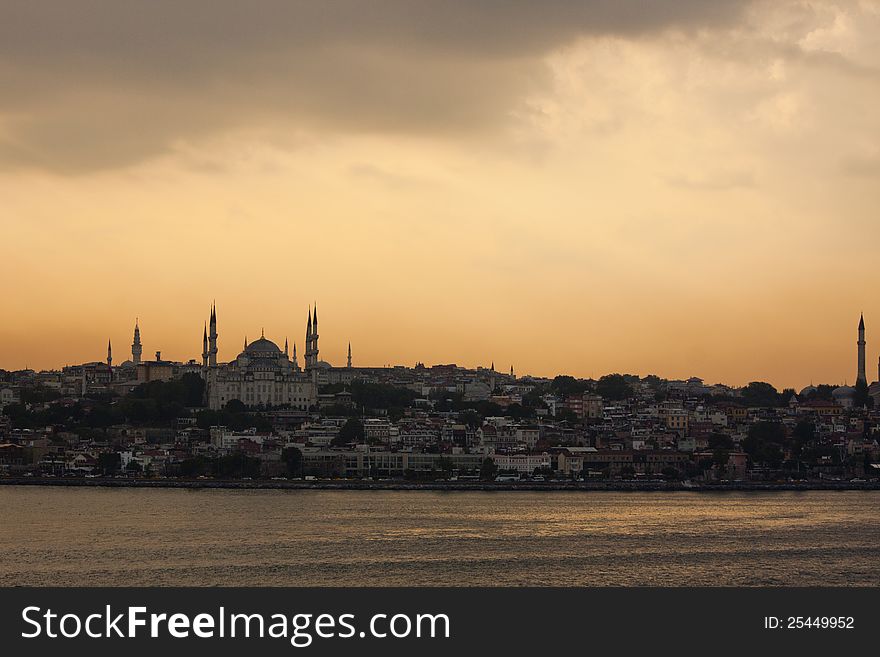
[1,310,879,482]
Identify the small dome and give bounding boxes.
[832,385,854,399]
[799,385,817,396]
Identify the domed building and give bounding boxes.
[798,384,817,398]
[832,385,855,409]
[201,305,318,411]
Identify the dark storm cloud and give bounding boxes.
[0,1,748,172]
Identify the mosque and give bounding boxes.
[800,313,879,408]
[198,303,338,411]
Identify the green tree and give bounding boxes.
[660,466,681,480]
[743,421,786,467]
[282,446,303,477]
[596,374,633,400]
[707,433,733,450]
[740,382,781,407]
[213,451,261,479]
[97,452,121,475]
[333,418,365,446]
[712,449,730,480]
[459,410,482,429]
[551,376,590,397]
[642,374,663,390]
[853,379,873,409]
[179,457,210,478]
[437,456,454,480]
[479,457,498,481]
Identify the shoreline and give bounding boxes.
[1,477,878,492]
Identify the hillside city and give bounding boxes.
[2,353,879,485]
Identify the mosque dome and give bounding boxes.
[243,337,282,357]
[832,385,855,399]
[799,385,817,397]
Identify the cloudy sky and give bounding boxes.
[1,0,879,388]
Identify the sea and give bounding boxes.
[1,487,878,586]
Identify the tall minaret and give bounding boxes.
[284,337,289,358]
[292,342,299,370]
[201,323,209,368]
[305,307,313,370]
[208,303,218,367]
[857,313,867,385]
[107,339,112,368]
[347,342,352,368]
[312,303,319,365]
[131,320,142,365]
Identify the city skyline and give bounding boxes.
[3,1,880,389]
[2,302,878,393]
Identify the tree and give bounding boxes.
[708,433,733,450]
[350,381,417,412]
[282,446,303,477]
[126,460,142,474]
[179,457,209,478]
[437,456,454,480]
[225,399,247,414]
[712,449,730,480]
[853,379,873,409]
[642,374,663,390]
[791,419,815,459]
[333,418,365,446]
[556,408,579,424]
[660,466,681,480]
[551,376,590,397]
[20,385,62,405]
[743,421,786,468]
[740,382,781,408]
[596,374,633,400]
[213,451,261,479]
[459,410,482,429]
[479,458,498,481]
[97,452,121,476]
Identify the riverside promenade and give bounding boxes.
[1,476,877,492]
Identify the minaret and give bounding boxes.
[292,342,299,370]
[347,341,352,368]
[312,303,319,365]
[131,320,142,365]
[305,307,312,371]
[857,313,866,385]
[202,323,208,368]
[208,303,218,367]
[107,339,112,368]
[284,337,289,358]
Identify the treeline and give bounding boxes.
[2,373,208,431]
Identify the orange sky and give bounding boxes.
[1,1,879,389]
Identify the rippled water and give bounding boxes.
[0,487,878,586]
